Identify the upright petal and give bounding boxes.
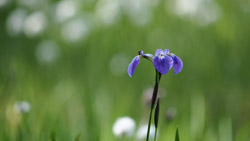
[173,55,183,75]
[155,49,164,56]
[127,56,140,77]
[153,55,173,75]
[164,49,170,54]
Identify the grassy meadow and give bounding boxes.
[0,0,250,140]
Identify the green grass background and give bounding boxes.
[0,0,250,140]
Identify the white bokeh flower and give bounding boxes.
[136,124,156,141]
[54,0,77,23]
[6,8,27,36]
[95,0,121,25]
[36,40,60,64]
[23,11,47,37]
[0,0,8,8]
[61,18,89,43]
[168,0,220,26]
[112,116,136,138]
[122,0,155,26]
[13,101,31,113]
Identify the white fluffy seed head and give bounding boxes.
[112,116,136,138]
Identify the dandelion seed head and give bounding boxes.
[112,116,136,138]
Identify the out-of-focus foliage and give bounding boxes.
[0,0,250,140]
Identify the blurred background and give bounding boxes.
[0,0,250,140]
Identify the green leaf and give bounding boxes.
[175,127,180,141]
[74,133,82,141]
[154,99,160,128]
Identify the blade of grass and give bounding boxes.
[175,127,180,141]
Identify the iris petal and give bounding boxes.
[164,49,170,54]
[127,56,140,77]
[155,49,164,56]
[153,55,173,75]
[173,55,183,75]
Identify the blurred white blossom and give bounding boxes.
[168,0,220,26]
[122,0,155,26]
[0,0,8,8]
[13,101,31,113]
[95,0,158,26]
[54,0,77,23]
[6,8,27,36]
[136,124,156,140]
[23,12,47,37]
[112,116,136,138]
[95,0,121,25]
[36,40,60,64]
[61,18,89,42]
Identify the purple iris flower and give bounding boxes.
[128,49,183,77]
[153,49,183,75]
[153,49,173,75]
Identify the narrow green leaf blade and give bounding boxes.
[154,99,160,128]
[175,127,180,141]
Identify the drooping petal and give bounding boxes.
[153,55,173,75]
[127,56,140,77]
[164,49,170,54]
[173,55,183,75]
[155,49,164,56]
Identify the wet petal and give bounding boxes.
[173,55,183,75]
[153,55,173,75]
[127,56,140,77]
[164,49,170,54]
[155,49,164,56]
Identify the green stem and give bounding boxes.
[154,99,160,141]
[146,71,161,141]
[154,127,158,141]
[146,106,153,141]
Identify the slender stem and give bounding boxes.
[154,99,160,141]
[146,71,161,141]
[154,127,158,141]
[146,106,153,141]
